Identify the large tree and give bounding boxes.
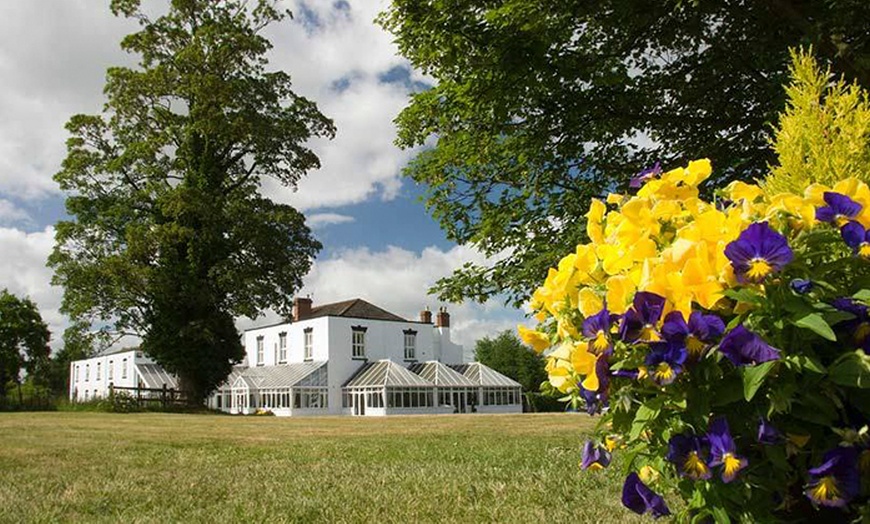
[474,330,546,392]
[379,0,870,306]
[0,290,50,403]
[49,0,334,403]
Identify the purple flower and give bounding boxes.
[832,298,870,349]
[718,325,781,367]
[661,310,725,358]
[583,307,616,356]
[816,192,863,226]
[666,434,711,480]
[622,472,670,518]
[579,363,609,416]
[805,447,860,507]
[840,220,870,259]
[645,341,687,386]
[612,368,642,380]
[707,417,748,483]
[581,440,612,471]
[757,418,783,445]
[630,162,662,189]
[724,222,793,283]
[619,292,666,343]
[789,278,814,294]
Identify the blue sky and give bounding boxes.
[0,1,528,353]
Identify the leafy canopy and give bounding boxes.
[49,0,334,402]
[0,290,50,399]
[379,0,870,306]
[474,330,546,392]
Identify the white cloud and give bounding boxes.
[0,226,65,348]
[307,212,355,228]
[0,199,30,224]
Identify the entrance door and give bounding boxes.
[353,392,366,416]
[451,391,465,413]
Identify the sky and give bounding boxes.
[0,0,529,356]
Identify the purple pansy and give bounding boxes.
[805,447,860,508]
[757,418,783,445]
[581,440,612,470]
[718,325,781,367]
[790,278,814,294]
[840,220,870,259]
[644,341,688,386]
[583,306,616,356]
[630,162,662,189]
[724,222,793,283]
[666,434,711,480]
[816,192,863,226]
[832,298,870,349]
[619,291,666,343]
[661,310,725,358]
[621,472,670,518]
[707,417,748,483]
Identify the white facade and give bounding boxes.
[69,348,170,401]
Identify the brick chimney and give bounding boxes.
[435,307,450,328]
[420,307,432,324]
[293,297,312,321]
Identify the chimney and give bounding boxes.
[293,296,312,321]
[435,307,450,328]
[420,307,432,324]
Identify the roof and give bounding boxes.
[136,364,179,389]
[96,346,140,358]
[407,361,476,387]
[449,363,522,388]
[306,298,407,322]
[344,360,434,388]
[232,361,327,390]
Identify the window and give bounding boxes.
[122,358,128,379]
[108,361,113,381]
[75,366,79,383]
[304,328,313,360]
[96,362,101,380]
[85,364,90,382]
[278,332,287,363]
[256,336,264,366]
[351,326,367,359]
[403,329,417,361]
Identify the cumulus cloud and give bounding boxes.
[307,212,355,228]
[0,199,31,224]
[0,226,65,348]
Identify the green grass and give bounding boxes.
[0,412,645,523]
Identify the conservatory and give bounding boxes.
[407,361,478,413]
[342,359,452,416]
[224,361,328,416]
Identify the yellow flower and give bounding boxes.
[606,275,636,314]
[586,199,606,244]
[639,465,660,484]
[684,158,713,186]
[726,180,764,203]
[571,342,599,391]
[517,325,550,353]
[578,288,604,318]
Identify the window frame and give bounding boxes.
[303,328,313,361]
[403,329,417,361]
[256,336,265,366]
[351,325,367,360]
[278,332,287,363]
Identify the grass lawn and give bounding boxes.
[0,412,646,523]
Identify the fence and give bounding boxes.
[108,384,189,408]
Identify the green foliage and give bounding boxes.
[764,49,870,195]
[379,0,870,306]
[49,0,334,403]
[0,289,51,400]
[474,330,547,392]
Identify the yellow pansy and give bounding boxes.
[517,325,550,353]
[578,288,604,318]
[571,342,600,391]
[586,199,606,244]
[606,275,636,314]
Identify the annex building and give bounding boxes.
[69,297,523,417]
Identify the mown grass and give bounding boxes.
[0,412,646,523]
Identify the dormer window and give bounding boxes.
[304,328,313,360]
[256,336,264,366]
[351,326,367,359]
[403,329,417,361]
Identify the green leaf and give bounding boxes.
[852,289,870,303]
[742,361,776,401]
[785,354,826,373]
[829,350,870,388]
[723,287,764,305]
[791,313,837,341]
[711,506,731,524]
[629,397,663,440]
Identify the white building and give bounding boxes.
[68,347,178,402]
[69,297,523,416]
